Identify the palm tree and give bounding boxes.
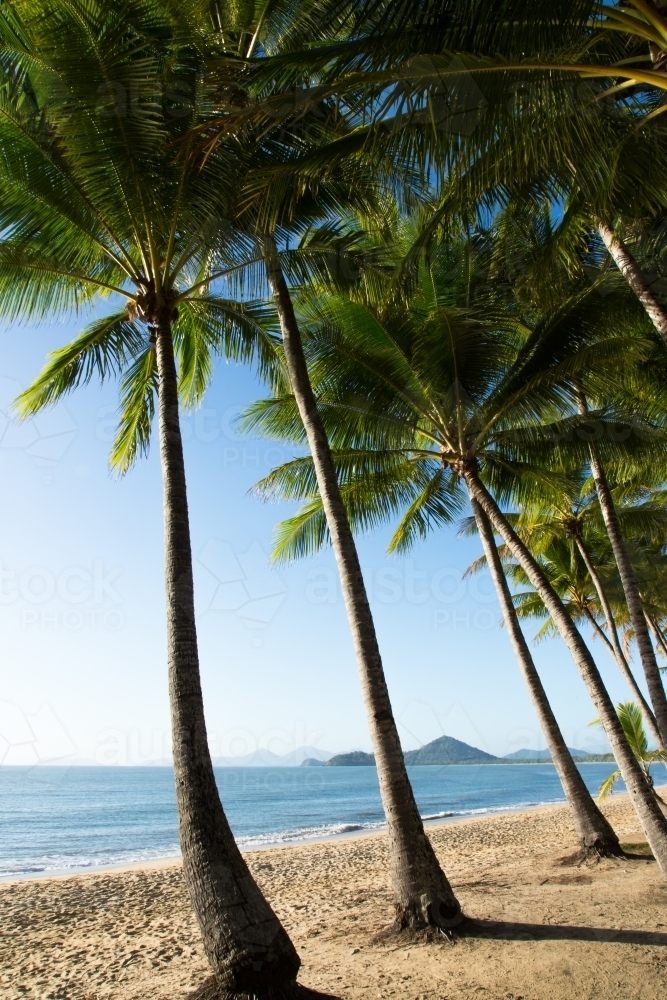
[472,481,665,749]
[243,252,667,872]
[597,222,667,345]
[1,0,464,944]
[403,198,667,754]
[472,501,621,856]
[573,479,667,744]
[193,18,465,932]
[260,240,463,934]
[592,702,667,804]
[575,386,667,752]
[0,2,317,993]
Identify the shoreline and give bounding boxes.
[0,792,632,885]
[3,790,665,1000]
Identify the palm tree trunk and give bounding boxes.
[597,221,667,347]
[462,464,667,874]
[583,605,616,655]
[573,534,663,749]
[154,313,304,997]
[585,445,667,752]
[263,239,462,932]
[471,499,621,855]
[648,613,667,661]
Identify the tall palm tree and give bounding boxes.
[243,258,667,872]
[471,501,621,856]
[260,239,462,933]
[192,12,465,932]
[0,2,319,993]
[473,481,665,749]
[406,198,667,753]
[575,386,667,751]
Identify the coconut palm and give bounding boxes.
[573,385,667,752]
[592,702,667,803]
[464,200,667,755]
[0,2,327,993]
[471,500,621,856]
[192,19,465,934]
[260,240,464,934]
[243,247,667,872]
[0,0,464,946]
[216,2,667,791]
[469,479,666,749]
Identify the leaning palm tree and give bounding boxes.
[570,380,667,752]
[243,254,667,872]
[592,702,667,804]
[473,481,666,750]
[0,2,321,993]
[193,21,465,934]
[470,501,621,856]
[402,193,667,755]
[259,241,464,935]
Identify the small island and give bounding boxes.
[325,750,376,766]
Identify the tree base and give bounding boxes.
[396,892,464,931]
[375,915,472,947]
[187,975,339,1000]
[371,894,466,945]
[558,842,626,866]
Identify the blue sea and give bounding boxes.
[0,763,624,879]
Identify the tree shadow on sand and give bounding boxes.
[460,918,667,946]
[187,977,340,1000]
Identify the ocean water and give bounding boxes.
[0,763,624,878]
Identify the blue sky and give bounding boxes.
[0,311,640,767]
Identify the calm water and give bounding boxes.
[0,763,623,878]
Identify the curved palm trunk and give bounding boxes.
[583,605,617,655]
[597,221,667,348]
[471,499,621,855]
[154,315,303,997]
[585,446,667,752]
[462,465,667,875]
[573,533,663,749]
[263,241,462,931]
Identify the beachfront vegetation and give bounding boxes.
[3,0,667,995]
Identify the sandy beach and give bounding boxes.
[2,793,666,1000]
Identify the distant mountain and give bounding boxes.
[325,734,498,767]
[326,751,376,766]
[300,757,326,767]
[212,746,333,767]
[404,734,497,765]
[504,747,594,760]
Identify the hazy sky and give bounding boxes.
[0,311,638,767]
